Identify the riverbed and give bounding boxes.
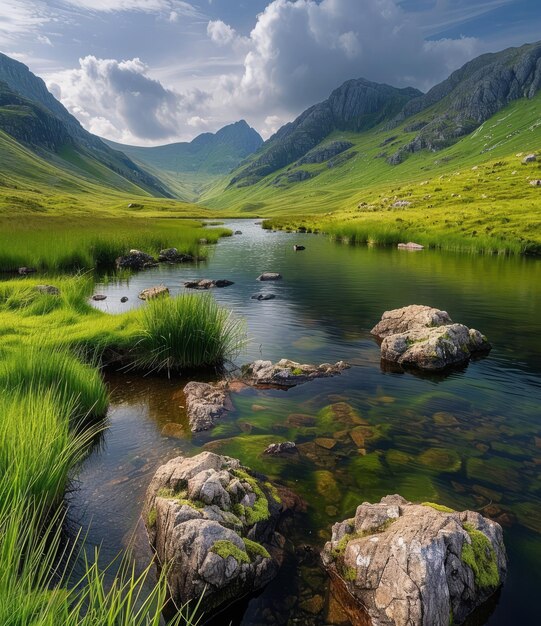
[77,220,541,625]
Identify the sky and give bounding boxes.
[0,0,540,145]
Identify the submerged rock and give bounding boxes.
[257,272,282,281]
[116,249,156,270]
[138,285,169,300]
[371,305,490,371]
[264,441,298,456]
[143,452,284,614]
[321,495,507,626]
[184,279,234,289]
[184,381,233,432]
[158,247,194,263]
[251,293,276,301]
[242,359,350,388]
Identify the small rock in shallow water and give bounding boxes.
[120,296,129,303]
[257,272,282,281]
[184,279,234,289]
[138,285,169,300]
[398,241,424,250]
[251,293,276,300]
[184,381,233,432]
[92,294,107,301]
[264,441,298,455]
[242,359,349,388]
[293,245,305,251]
[161,423,184,439]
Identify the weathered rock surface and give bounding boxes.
[34,284,59,295]
[397,242,424,250]
[116,249,156,270]
[321,495,507,626]
[242,359,350,388]
[138,285,169,300]
[158,247,194,263]
[257,272,282,281]
[184,381,233,432]
[264,441,298,456]
[143,452,284,613]
[184,278,234,289]
[371,306,490,371]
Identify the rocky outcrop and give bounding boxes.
[143,452,284,613]
[371,306,490,371]
[321,495,507,626]
[184,381,233,432]
[297,140,354,165]
[242,359,350,388]
[158,247,194,263]
[138,285,169,300]
[116,249,156,271]
[184,279,234,289]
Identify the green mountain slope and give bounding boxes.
[105,120,263,202]
[0,53,172,198]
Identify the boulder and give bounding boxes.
[158,247,194,263]
[242,359,350,388]
[397,242,424,250]
[251,293,276,301]
[138,285,169,300]
[263,442,298,456]
[34,284,59,296]
[184,279,234,289]
[321,495,507,626]
[116,249,156,270]
[371,306,490,371]
[120,296,129,303]
[92,294,107,301]
[184,381,233,432]
[522,153,537,164]
[143,452,284,613]
[529,179,541,186]
[257,272,282,281]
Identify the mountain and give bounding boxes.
[0,52,172,197]
[104,121,263,202]
[228,79,422,187]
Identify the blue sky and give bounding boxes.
[0,1,539,144]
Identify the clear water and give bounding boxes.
[76,220,541,625]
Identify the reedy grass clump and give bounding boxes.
[136,293,246,372]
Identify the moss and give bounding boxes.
[343,566,357,581]
[147,508,157,527]
[291,367,303,375]
[330,519,396,560]
[232,503,245,517]
[211,540,250,564]
[233,469,270,525]
[461,523,500,589]
[157,487,175,498]
[264,481,282,504]
[243,538,271,560]
[422,502,455,513]
[156,487,202,510]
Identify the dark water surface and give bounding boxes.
[77,220,541,625]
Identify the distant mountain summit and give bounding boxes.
[0,52,172,197]
[230,78,422,186]
[105,120,263,176]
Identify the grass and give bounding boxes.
[203,92,541,255]
[0,215,231,272]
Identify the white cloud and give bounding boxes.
[48,55,211,143]
[207,20,237,46]
[60,1,202,16]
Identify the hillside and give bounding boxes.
[0,52,172,198]
[105,120,263,202]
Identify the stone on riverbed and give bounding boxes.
[116,249,156,270]
[138,285,169,300]
[371,305,490,371]
[143,451,284,614]
[184,279,234,289]
[321,495,507,626]
[264,441,298,456]
[242,359,350,388]
[184,381,234,432]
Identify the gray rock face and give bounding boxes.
[242,359,350,388]
[371,306,490,371]
[297,140,354,165]
[138,285,169,300]
[116,249,156,271]
[184,278,234,289]
[184,381,233,432]
[321,495,507,626]
[143,452,283,613]
[158,247,194,263]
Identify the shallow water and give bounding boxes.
[77,220,541,625]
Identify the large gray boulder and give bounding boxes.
[242,358,350,388]
[116,249,156,270]
[322,495,507,626]
[184,381,233,432]
[371,306,490,371]
[143,452,284,613]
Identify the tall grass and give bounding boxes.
[0,216,231,272]
[136,293,246,372]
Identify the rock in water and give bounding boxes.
[251,293,276,301]
[158,247,194,263]
[264,442,298,455]
[143,452,283,613]
[184,279,234,289]
[257,272,282,281]
[138,285,169,300]
[242,359,350,388]
[92,294,107,301]
[116,249,156,270]
[184,381,233,432]
[371,305,490,371]
[397,242,424,250]
[321,495,507,626]
[293,245,306,251]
